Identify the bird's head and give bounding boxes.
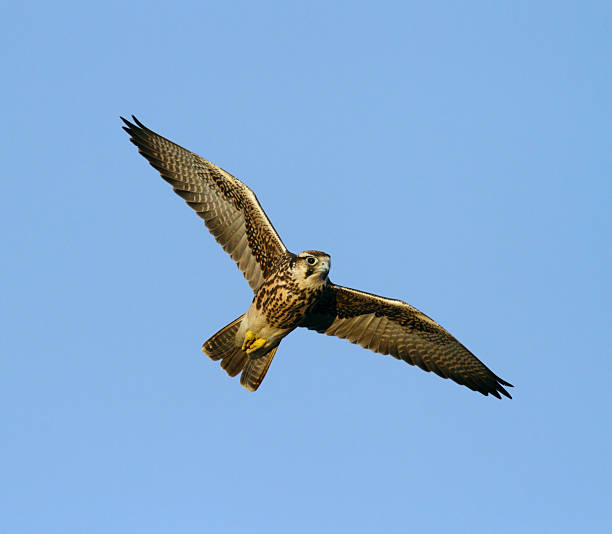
[293,250,331,284]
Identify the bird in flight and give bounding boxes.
[121,116,513,398]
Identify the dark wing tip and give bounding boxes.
[120,115,158,156]
[130,115,147,129]
[485,375,513,399]
[120,115,146,135]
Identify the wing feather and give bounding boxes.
[301,283,513,398]
[121,116,287,292]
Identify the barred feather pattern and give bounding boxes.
[121,116,286,293]
[300,284,513,399]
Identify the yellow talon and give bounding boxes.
[242,330,256,351]
[246,337,267,354]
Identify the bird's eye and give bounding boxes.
[307,256,317,265]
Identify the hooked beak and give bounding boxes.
[318,259,331,278]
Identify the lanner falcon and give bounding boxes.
[122,116,513,399]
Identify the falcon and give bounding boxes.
[121,116,513,398]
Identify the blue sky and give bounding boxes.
[2,1,611,532]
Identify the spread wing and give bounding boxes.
[301,284,512,398]
[121,116,287,292]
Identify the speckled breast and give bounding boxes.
[254,277,324,329]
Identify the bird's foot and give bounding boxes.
[242,330,267,353]
[246,337,267,354]
[242,330,256,351]
[242,331,267,354]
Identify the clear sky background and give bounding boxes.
[2,1,611,532]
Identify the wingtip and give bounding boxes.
[498,376,514,388]
[131,115,147,129]
[120,115,147,132]
[492,382,513,399]
[120,115,133,128]
[496,375,514,399]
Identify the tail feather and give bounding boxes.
[202,315,244,361]
[221,350,248,377]
[240,348,278,392]
[202,315,279,390]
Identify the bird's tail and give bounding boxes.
[202,315,278,391]
[240,348,278,392]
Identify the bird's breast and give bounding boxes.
[254,279,323,329]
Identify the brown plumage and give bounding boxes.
[300,285,512,398]
[121,116,286,292]
[122,116,513,398]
